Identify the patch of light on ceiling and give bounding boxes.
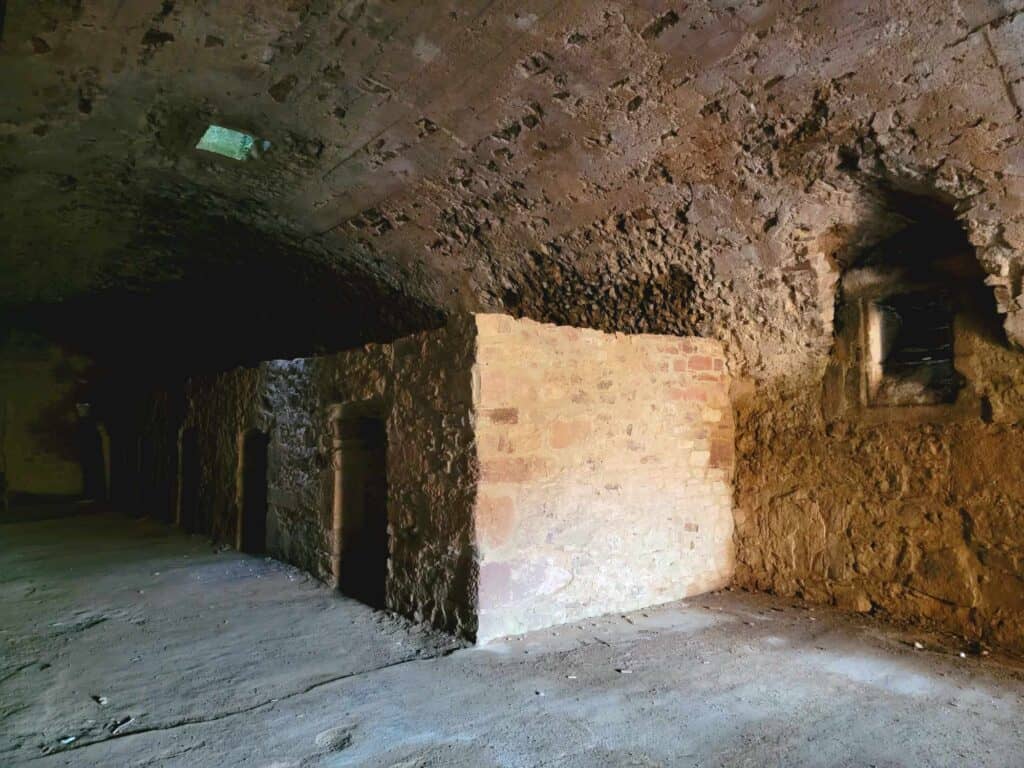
[195,125,269,161]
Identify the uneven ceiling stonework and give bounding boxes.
[2,0,1024,377]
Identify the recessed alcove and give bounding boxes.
[823,187,1003,423]
[327,402,389,609]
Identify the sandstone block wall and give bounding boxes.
[473,315,734,642]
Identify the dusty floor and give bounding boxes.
[2,511,1024,768]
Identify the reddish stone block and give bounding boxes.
[481,457,548,482]
[689,355,713,371]
[709,438,734,469]
[550,420,590,449]
[477,494,516,549]
[670,386,707,402]
[485,407,519,424]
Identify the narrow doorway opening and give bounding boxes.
[330,412,388,609]
[177,427,200,533]
[108,428,135,515]
[237,430,269,555]
[75,403,106,503]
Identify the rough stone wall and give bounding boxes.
[473,315,733,642]
[258,352,390,581]
[735,311,1024,653]
[0,332,91,500]
[182,317,478,638]
[184,366,265,544]
[378,318,478,634]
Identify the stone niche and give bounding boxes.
[822,214,998,425]
[182,314,735,643]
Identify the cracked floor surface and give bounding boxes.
[3,510,1024,767]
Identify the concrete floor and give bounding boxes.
[3,512,1024,768]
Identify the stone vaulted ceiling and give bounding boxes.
[2,0,1023,375]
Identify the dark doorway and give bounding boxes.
[238,430,269,555]
[75,403,106,503]
[178,428,200,533]
[110,431,144,517]
[108,428,134,515]
[138,435,158,519]
[333,416,388,609]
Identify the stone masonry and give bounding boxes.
[178,314,734,642]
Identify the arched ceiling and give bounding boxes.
[2,0,1023,375]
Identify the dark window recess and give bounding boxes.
[872,292,958,405]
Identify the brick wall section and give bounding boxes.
[472,314,734,643]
